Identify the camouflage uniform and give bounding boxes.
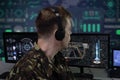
[6,44,74,80]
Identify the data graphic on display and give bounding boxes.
[3,32,37,63]
[62,34,110,68]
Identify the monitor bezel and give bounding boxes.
[65,33,110,68]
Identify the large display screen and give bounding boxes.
[62,33,110,68]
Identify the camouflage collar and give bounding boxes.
[34,42,40,50]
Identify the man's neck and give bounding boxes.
[37,38,60,61]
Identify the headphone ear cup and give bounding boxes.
[51,7,65,41]
[55,30,65,41]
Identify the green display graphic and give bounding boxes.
[1,57,5,61]
[30,13,38,20]
[97,24,100,32]
[30,26,35,32]
[106,9,115,18]
[14,9,24,18]
[88,24,91,32]
[8,0,13,6]
[0,49,2,54]
[27,0,41,8]
[92,24,96,32]
[107,0,114,8]
[111,41,115,46]
[5,29,12,32]
[83,10,101,20]
[27,1,40,5]
[116,30,120,35]
[81,23,101,32]
[83,24,87,32]
[105,0,115,18]
[0,9,4,18]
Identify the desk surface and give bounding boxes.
[0,61,120,80]
[0,61,14,74]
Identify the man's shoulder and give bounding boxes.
[14,48,44,69]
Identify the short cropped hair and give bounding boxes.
[35,6,71,38]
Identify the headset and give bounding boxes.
[51,7,65,41]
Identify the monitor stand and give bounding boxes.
[74,66,94,79]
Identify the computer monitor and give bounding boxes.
[3,32,38,63]
[62,33,110,68]
[3,32,110,69]
[107,49,120,78]
[112,49,120,68]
